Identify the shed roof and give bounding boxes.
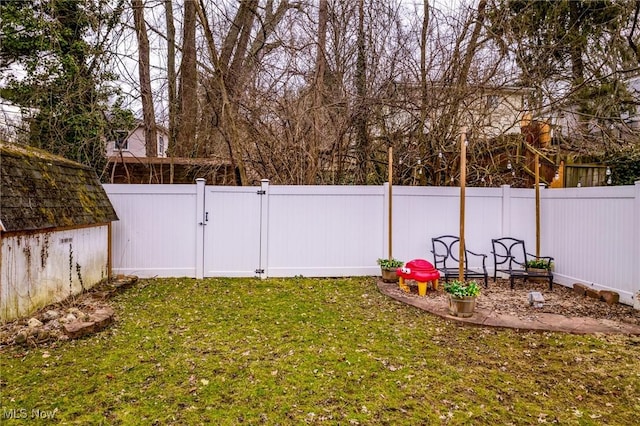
[0,141,118,232]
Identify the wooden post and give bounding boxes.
[107,222,113,280]
[535,152,540,257]
[388,146,393,259]
[459,128,467,281]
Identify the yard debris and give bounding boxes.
[0,276,138,348]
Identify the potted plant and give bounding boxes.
[377,258,404,283]
[525,259,553,271]
[444,280,480,318]
[525,259,553,282]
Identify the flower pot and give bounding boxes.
[447,295,477,318]
[381,268,399,283]
[528,267,549,283]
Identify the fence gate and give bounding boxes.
[203,185,265,277]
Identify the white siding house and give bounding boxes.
[106,123,169,158]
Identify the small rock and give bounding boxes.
[27,318,43,328]
[36,329,50,341]
[14,331,28,345]
[599,291,620,305]
[528,291,545,308]
[63,321,97,339]
[90,307,115,328]
[42,310,60,321]
[585,288,601,300]
[573,283,587,296]
[63,313,77,323]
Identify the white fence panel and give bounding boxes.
[543,185,638,304]
[104,184,198,277]
[203,186,262,277]
[392,186,506,271]
[266,185,384,277]
[104,181,640,306]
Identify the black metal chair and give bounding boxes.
[491,237,554,289]
[431,235,488,287]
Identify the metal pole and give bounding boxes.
[459,127,467,281]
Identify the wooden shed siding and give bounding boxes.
[1,225,110,322]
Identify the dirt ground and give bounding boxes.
[393,278,640,326]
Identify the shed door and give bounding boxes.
[203,186,262,277]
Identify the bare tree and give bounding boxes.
[165,0,177,154]
[132,0,157,158]
[175,0,198,157]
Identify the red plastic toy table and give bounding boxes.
[396,259,440,296]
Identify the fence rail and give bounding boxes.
[104,181,640,305]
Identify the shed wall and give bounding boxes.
[1,226,109,322]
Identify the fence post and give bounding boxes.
[195,178,206,279]
[634,181,640,309]
[501,184,511,237]
[259,179,270,279]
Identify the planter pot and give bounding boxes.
[381,268,399,283]
[528,267,550,283]
[447,295,477,318]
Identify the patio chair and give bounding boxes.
[431,235,489,287]
[491,237,554,290]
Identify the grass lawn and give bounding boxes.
[1,277,639,425]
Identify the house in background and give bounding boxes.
[0,141,118,321]
[105,122,236,185]
[105,122,169,158]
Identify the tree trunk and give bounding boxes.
[132,0,157,158]
[165,0,177,159]
[176,0,197,157]
[355,0,369,184]
[419,0,430,185]
[308,0,328,184]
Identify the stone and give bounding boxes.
[573,283,587,296]
[42,310,60,321]
[585,288,601,300]
[63,313,77,323]
[528,291,545,308]
[599,291,620,305]
[89,307,115,328]
[27,318,43,328]
[62,307,114,339]
[63,321,97,339]
[36,329,51,341]
[14,331,28,345]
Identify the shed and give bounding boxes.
[0,141,118,321]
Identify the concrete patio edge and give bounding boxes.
[377,280,640,335]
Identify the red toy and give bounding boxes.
[396,259,440,296]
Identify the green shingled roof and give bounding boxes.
[0,141,118,232]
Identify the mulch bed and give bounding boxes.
[387,278,640,326]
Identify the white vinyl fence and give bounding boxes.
[104,180,640,305]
